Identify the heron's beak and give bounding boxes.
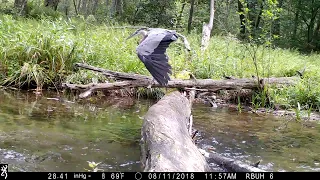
[126,31,139,40]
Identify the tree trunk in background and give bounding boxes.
[176,0,186,29]
[44,0,60,11]
[224,0,232,31]
[246,0,255,28]
[254,1,263,30]
[273,0,283,36]
[14,0,28,16]
[77,0,81,13]
[247,0,262,38]
[72,0,78,15]
[187,0,195,34]
[116,0,123,16]
[312,16,320,49]
[201,0,215,51]
[106,0,110,17]
[92,0,99,15]
[80,0,87,15]
[292,1,300,44]
[110,0,116,17]
[237,0,246,38]
[64,0,69,16]
[109,0,123,17]
[86,0,92,15]
[307,15,316,45]
[307,4,320,47]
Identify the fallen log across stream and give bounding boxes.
[62,63,299,99]
[140,91,266,172]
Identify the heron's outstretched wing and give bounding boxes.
[138,53,172,86]
[136,29,178,86]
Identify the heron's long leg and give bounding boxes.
[147,78,156,89]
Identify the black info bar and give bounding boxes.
[0,171,317,180]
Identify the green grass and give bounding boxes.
[0,14,319,112]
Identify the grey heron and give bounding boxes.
[126,28,179,86]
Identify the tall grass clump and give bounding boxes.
[0,14,79,89]
[0,14,149,90]
[0,13,319,112]
[181,35,320,111]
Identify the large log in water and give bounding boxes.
[140,91,266,172]
[140,91,211,172]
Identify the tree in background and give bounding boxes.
[44,0,59,11]
[201,0,215,51]
[14,0,28,15]
[1,0,319,52]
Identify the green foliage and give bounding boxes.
[85,161,103,172]
[2,0,320,52]
[0,15,78,89]
[27,1,63,20]
[284,73,320,112]
[129,0,177,27]
[275,0,320,51]
[0,3,320,111]
[135,87,165,100]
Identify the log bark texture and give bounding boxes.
[62,77,297,98]
[140,91,211,172]
[72,63,298,88]
[65,63,299,98]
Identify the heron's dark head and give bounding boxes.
[126,28,149,40]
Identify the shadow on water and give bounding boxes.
[0,89,155,172]
[192,104,320,172]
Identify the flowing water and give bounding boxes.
[0,89,151,172]
[0,89,320,172]
[192,104,320,172]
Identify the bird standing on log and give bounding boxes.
[126,28,181,87]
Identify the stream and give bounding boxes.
[0,89,319,172]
